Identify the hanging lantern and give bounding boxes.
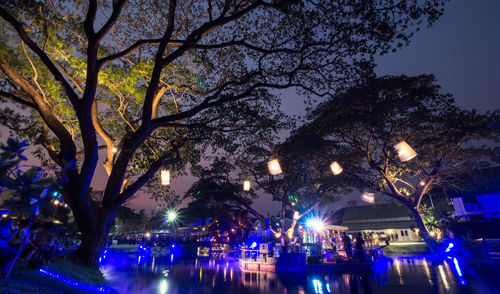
[330,161,343,175]
[243,180,251,191]
[361,192,375,203]
[267,159,282,175]
[161,169,170,185]
[394,141,417,162]
[293,211,300,220]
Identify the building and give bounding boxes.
[332,203,421,243]
[450,192,500,221]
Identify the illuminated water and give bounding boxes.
[100,251,500,294]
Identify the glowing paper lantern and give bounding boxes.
[394,141,417,162]
[243,180,251,191]
[161,169,170,185]
[330,161,343,175]
[361,192,375,203]
[267,159,282,175]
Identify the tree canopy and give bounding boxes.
[295,74,500,245]
[0,0,446,265]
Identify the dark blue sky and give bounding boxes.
[376,0,500,113]
[81,0,500,213]
[249,0,500,215]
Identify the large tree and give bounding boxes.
[0,0,445,265]
[298,74,499,248]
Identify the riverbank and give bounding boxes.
[382,242,430,256]
[0,257,117,294]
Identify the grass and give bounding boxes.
[382,243,430,256]
[0,257,115,294]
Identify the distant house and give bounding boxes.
[332,203,420,242]
[449,167,500,222]
[450,193,500,221]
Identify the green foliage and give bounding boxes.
[300,74,499,204]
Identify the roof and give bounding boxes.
[341,203,413,222]
[344,220,416,231]
[331,203,417,232]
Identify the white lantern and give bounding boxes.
[330,161,343,175]
[161,169,170,185]
[394,141,417,162]
[267,159,282,175]
[243,180,251,191]
[361,192,375,203]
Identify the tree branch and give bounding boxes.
[0,6,80,106]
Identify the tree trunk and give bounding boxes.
[70,211,117,267]
[409,206,437,252]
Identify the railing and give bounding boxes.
[483,239,500,260]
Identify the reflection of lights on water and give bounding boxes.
[159,279,168,294]
[152,257,155,271]
[199,267,203,282]
[230,268,233,281]
[394,258,402,281]
[438,265,450,290]
[170,254,174,263]
[195,258,198,267]
[223,266,227,281]
[422,259,432,284]
[326,282,331,293]
[453,257,467,285]
[445,242,454,253]
[312,279,324,294]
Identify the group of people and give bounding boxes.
[0,218,58,272]
[339,232,366,261]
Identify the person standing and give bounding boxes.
[354,232,365,261]
[342,232,352,260]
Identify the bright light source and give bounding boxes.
[361,192,375,203]
[243,180,251,191]
[112,147,118,153]
[267,159,282,175]
[167,209,177,222]
[53,199,60,205]
[159,279,168,294]
[293,211,300,220]
[394,141,417,162]
[330,161,343,175]
[250,242,258,249]
[275,232,281,238]
[419,180,426,186]
[161,170,170,185]
[145,232,151,238]
[306,218,324,232]
[1,214,7,218]
[445,242,454,253]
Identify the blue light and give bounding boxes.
[452,257,467,285]
[326,282,331,293]
[305,218,324,232]
[445,242,454,253]
[39,268,117,293]
[312,279,324,294]
[171,244,175,248]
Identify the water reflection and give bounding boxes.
[100,251,499,294]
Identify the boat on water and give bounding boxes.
[239,244,377,273]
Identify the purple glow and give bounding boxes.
[38,268,117,293]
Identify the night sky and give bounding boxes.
[2,0,499,215]
[89,0,500,213]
